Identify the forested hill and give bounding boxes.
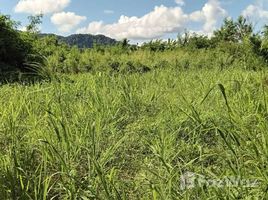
[39,33,118,48]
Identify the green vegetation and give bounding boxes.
[1,68,268,199]
[0,14,43,81]
[0,15,34,72]
[1,14,268,199]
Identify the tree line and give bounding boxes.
[1,13,268,79]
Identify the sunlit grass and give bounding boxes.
[0,67,268,199]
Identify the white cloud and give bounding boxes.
[242,4,268,20]
[18,26,27,32]
[77,0,227,40]
[104,10,115,14]
[190,0,227,34]
[190,11,205,22]
[51,12,86,33]
[202,0,227,33]
[175,0,185,6]
[15,0,70,14]
[77,5,188,40]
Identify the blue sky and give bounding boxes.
[0,0,267,41]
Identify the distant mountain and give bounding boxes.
[39,33,118,48]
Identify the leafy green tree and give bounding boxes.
[213,16,253,43]
[213,18,237,42]
[26,14,43,34]
[121,38,129,49]
[236,16,253,41]
[0,14,34,72]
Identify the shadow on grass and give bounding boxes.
[0,71,44,85]
[0,60,49,84]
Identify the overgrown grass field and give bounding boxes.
[1,66,268,199]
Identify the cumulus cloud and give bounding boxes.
[77,0,227,40]
[51,12,86,32]
[190,0,227,34]
[175,0,185,6]
[202,0,227,33]
[15,0,70,14]
[77,5,188,40]
[242,3,268,20]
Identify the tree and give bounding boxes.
[121,38,130,49]
[213,16,253,43]
[213,18,237,42]
[177,30,191,47]
[26,14,43,34]
[0,14,33,71]
[236,16,253,40]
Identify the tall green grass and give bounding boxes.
[1,67,268,199]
